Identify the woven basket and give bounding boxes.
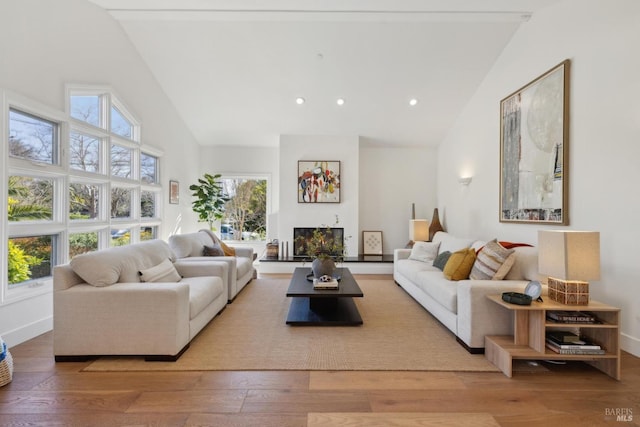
[0,339,13,387]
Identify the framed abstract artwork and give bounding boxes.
[499,59,570,224]
[169,180,179,204]
[297,160,340,203]
[362,230,383,255]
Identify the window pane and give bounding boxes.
[221,178,267,240]
[140,226,157,241]
[70,132,100,173]
[9,109,57,164]
[8,176,53,221]
[110,228,130,246]
[111,106,133,139]
[70,183,100,220]
[8,235,54,287]
[70,95,100,127]
[111,144,131,178]
[69,232,98,258]
[140,153,158,184]
[110,187,131,218]
[141,191,156,218]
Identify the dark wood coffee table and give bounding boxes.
[286,267,363,326]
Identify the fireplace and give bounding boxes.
[293,227,344,258]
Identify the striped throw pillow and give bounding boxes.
[469,239,515,280]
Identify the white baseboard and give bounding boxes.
[2,316,53,348]
[621,332,640,358]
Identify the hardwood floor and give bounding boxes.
[2,334,639,426]
[1,275,639,426]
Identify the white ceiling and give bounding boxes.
[88,0,562,147]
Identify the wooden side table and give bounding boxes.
[485,295,620,380]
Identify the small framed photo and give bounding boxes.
[169,180,179,204]
[362,230,383,255]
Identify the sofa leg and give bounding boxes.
[55,355,94,362]
[456,337,485,354]
[144,343,190,362]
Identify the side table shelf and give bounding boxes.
[485,295,620,380]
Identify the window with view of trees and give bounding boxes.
[9,109,58,164]
[220,177,267,241]
[4,88,163,296]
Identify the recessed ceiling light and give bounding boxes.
[296,97,305,105]
[409,98,418,106]
[336,98,345,106]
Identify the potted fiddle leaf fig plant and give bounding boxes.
[189,173,229,231]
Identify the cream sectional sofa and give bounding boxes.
[53,239,227,361]
[394,231,541,353]
[168,229,255,302]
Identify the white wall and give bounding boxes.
[199,142,436,258]
[0,0,202,345]
[278,135,360,257]
[359,144,437,253]
[437,0,640,356]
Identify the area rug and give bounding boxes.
[84,277,499,372]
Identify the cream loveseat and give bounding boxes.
[394,231,541,353]
[169,229,255,302]
[53,240,227,361]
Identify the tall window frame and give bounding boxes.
[1,86,164,305]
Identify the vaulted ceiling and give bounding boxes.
[88,0,562,147]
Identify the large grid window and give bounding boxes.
[3,88,163,300]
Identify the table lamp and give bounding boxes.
[538,230,600,305]
[408,219,429,247]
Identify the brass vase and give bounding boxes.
[428,208,444,241]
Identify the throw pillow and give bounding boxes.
[432,251,452,271]
[408,241,441,263]
[470,239,516,280]
[139,259,182,283]
[203,244,224,257]
[219,240,236,256]
[443,248,476,281]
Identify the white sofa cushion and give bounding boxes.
[183,276,224,319]
[504,246,541,281]
[414,270,459,313]
[70,240,175,287]
[433,232,475,255]
[396,258,440,284]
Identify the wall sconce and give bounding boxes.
[408,219,429,247]
[458,176,472,186]
[538,230,601,305]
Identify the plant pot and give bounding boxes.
[311,258,336,278]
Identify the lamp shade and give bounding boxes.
[409,219,429,242]
[538,230,600,281]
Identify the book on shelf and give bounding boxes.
[545,341,606,355]
[313,278,339,289]
[546,330,581,344]
[545,338,601,350]
[546,311,597,323]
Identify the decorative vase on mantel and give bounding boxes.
[311,258,336,278]
[428,208,444,242]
